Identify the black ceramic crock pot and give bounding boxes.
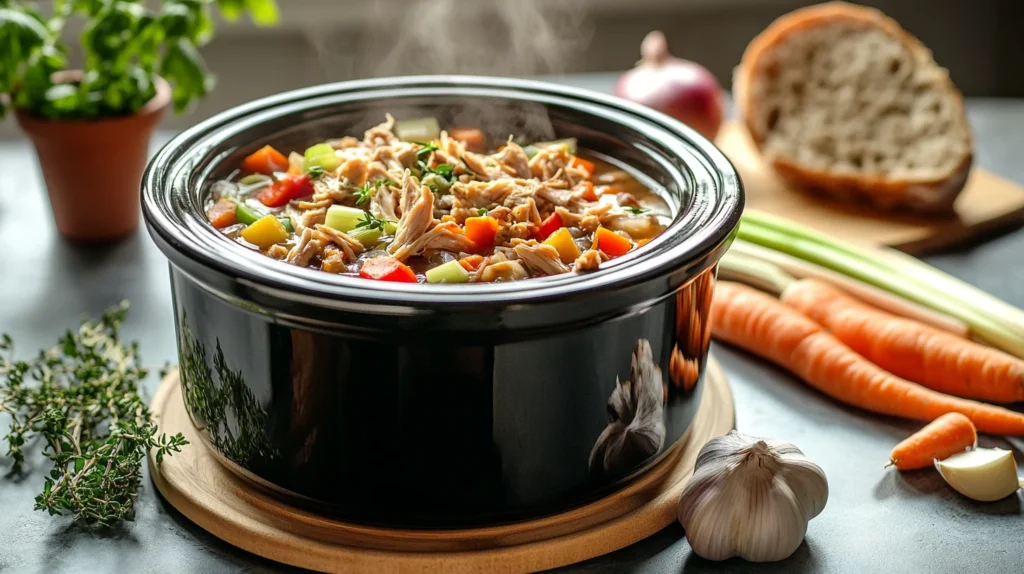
[142,76,743,529]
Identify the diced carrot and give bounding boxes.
[570,156,595,177]
[594,227,632,257]
[464,216,500,250]
[449,127,488,152]
[359,257,418,283]
[206,198,237,229]
[580,181,598,202]
[459,255,485,272]
[256,173,314,208]
[534,212,563,242]
[242,145,289,175]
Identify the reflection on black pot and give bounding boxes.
[589,339,667,477]
[178,319,277,469]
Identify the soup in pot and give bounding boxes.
[206,115,669,283]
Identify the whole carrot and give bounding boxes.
[711,282,1024,435]
[889,413,977,470]
[781,279,1024,403]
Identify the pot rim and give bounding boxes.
[142,75,743,312]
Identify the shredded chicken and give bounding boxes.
[339,156,369,186]
[555,206,601,234]
[391,221,476,261]
[388,177,436,260]
[511,197,542,225]
[364,114,397,148]
[287,228,323,267]
[321,246,349,274]
[371,183,399,220]
[298,207,327,231]
[575,248,605,272]
[511,239,569,276]
[266,244,289,259]
[497,140,532,179]
[314,224,363,262]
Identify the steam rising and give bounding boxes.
[305,0,593,145]
[311,0,591,78]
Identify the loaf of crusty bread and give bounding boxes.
[733,2,973,212]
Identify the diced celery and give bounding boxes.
[425,260,470,284]
[525,138,578,158]
[383,220,398,235]
[395,117,440,142]
[347,226,382,247]
[422,172,451,195]
[303,143,342,172]
[235,201,263,225]
[324,205,366,232]
[239,173,271,186]
[278,217,294,233]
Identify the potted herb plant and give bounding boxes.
[0,0,278,242]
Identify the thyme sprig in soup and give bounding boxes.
[206,115,669,283]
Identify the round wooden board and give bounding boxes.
[148,357,734,573]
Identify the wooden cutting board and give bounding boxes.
[714,121,1024,254]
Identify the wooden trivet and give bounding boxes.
[148,356,734,573]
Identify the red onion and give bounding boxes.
[614,31,724,141]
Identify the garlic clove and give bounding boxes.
[935,448,1020,502]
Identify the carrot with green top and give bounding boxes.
[710,281,1024,435]
[888,413,977,470]
[782,279,1024,403]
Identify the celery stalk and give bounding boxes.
[742,209,1024,332]
[718,251,795,296]
[737,220,1024,356]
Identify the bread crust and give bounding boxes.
[734,1,973,213]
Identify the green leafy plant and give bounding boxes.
[0,0,278,120]
[0,302,188,527]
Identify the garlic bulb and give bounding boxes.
[935,448,1021,502]
[677,431,828,562]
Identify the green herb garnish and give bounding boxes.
[353,179,393,205]
[355,211,388,232]
[477,208,488,216]
[415,142,439,161]
[625,206,650,215]
[305,165,326,178]
[0,302,188,527]
[419,162,455,182]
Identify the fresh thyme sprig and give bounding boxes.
[355,211,389,232]
[0,302,188,527]
[353,179,393,205]
[625,206,650,215]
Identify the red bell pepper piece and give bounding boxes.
[255,173,314,208]
[359,257,418,283]
[534,212,563,242]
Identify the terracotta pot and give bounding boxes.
[16,76,171,242]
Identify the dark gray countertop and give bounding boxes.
[2,75,1023,573]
